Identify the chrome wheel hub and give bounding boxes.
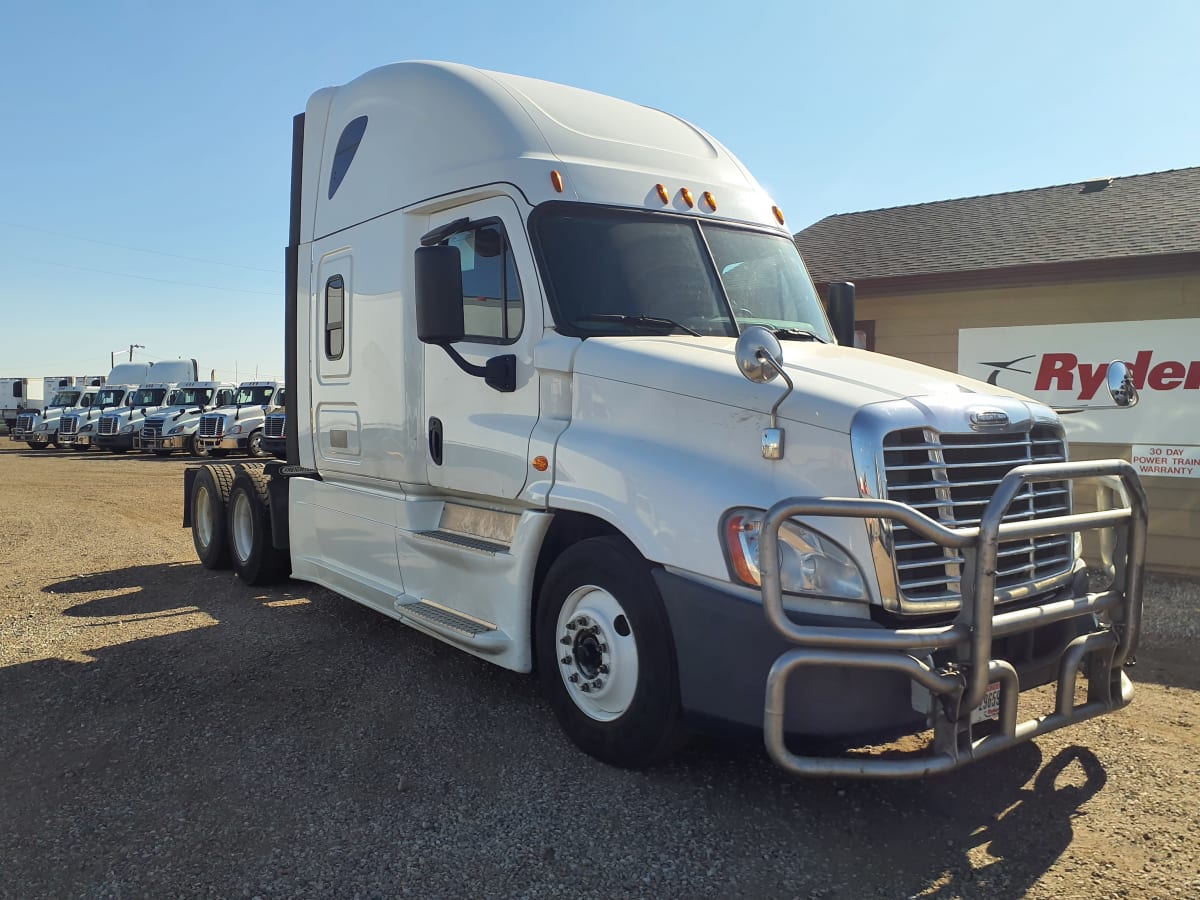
[556,584,638,721]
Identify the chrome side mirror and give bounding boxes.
[735,326,784,383]
[735,325,793,460]
[1106,360,1138,408]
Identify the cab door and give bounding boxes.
[422,196,542,500]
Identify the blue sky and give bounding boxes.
[2,0,1197,380]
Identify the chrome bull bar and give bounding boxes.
[760,459,1147,778]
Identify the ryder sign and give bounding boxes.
[958,319,1200,446]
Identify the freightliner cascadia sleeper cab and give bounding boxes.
[185,62,1147,777]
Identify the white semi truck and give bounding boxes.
[11,374,108,449]
[94,359,200,453]
[260,388,287,459]
[184,63,1148,777]
[56,364,152,451]
[137,381,236,456]
[194,381,280,458]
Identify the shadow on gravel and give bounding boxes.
[3,562,1108,899]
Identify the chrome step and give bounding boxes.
[414,529,509,555]
[394,599,510,655]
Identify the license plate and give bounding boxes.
[970,681,1002,724]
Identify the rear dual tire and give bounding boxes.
[226,467,290,585]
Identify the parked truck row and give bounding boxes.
[8,360,284,459]
[185,62,1148,778]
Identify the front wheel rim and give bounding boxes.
[555,584,638,721]
[230,492,254,563]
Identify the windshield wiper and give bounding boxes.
[578,314,701,337]
[772,328,828,343]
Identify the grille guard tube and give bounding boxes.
[758,459,1147,778]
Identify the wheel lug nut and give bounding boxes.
[598,664,609,674]
[568,674,579,683]
[580,683,591,693]
[561,656,572,665]
[592,679,603,689]
[566,621,577,631]
[598,643,608,653]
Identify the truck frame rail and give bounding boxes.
[759,459,1147,778]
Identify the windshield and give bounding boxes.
[50,390,81,407]
[173,388,215,406]
[533,205,833,341]
[130,388,167,406]
[235,386,276,406]
[94,388,126,407]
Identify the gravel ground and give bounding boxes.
[1,445,1198,899]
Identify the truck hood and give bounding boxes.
[570,335,1042,434]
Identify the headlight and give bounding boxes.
[121,424,136,434]
[36,423,50,432]
[721,508,868,601]
[81,423,93,433]
[169,425,186,435]
[230,424,243,434]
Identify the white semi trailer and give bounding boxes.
[184,62,1148,777]
[1,379,44,431]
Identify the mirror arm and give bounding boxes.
[439,345,516,393]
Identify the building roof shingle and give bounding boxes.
[793,166,1200,285]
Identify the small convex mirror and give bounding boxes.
[735,325,785,383]
[1107,360,1138,408]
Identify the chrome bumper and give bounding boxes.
[135,435,185,451]
[195,435,244,451]
[758,459,1147,778]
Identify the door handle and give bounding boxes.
[428,417,443,466]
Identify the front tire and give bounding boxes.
[536,536,687,768]
[247,429,266,458]
[227,468,290,585]
[188,434,210,458]
[191,464,237,569]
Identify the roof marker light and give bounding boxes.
[655,183,670,204]
[703,191,717,212]
[680,187,695,209]
[550,170,564,193]
[772,205,785,225]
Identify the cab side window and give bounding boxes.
[447,223,523,343]
[325,275,345,360]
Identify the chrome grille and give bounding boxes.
[98,415,120,436]
[142,418,164,440]
[199,415,223,438]
[264,413,286,439]
[15,413,36,435]
[59,415,79,437]
[882,425,1071,605]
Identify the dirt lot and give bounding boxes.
[1,445,1198,899]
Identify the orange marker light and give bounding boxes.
[772,205,785,225]
[532,455,549,472]
[680,187,695,208]
[655,183,670,204]
[703,191,717,211]
[550,170,564,193]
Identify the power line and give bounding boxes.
[0,221,281,274]
[14,255,278,296]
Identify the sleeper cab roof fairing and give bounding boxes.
[300,61,786,242]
